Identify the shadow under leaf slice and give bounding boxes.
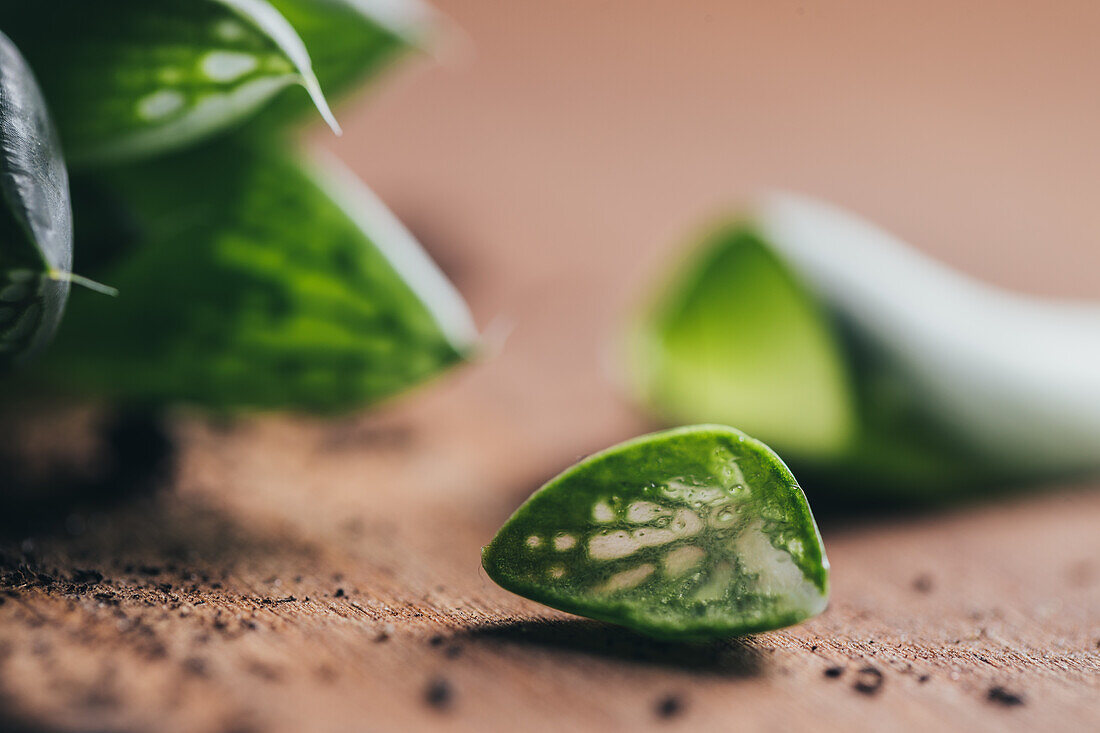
[467,618,765,678]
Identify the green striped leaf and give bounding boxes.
[39,139,476,411]
[0,0,338,165]
[0,31,72,366]
[483,425,829,640]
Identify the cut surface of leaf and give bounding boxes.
[626,226,856,459]
[1,0,337,165]
[755,192,1100,476]
[38,139,475,411]
[0,31,72,366]
[627,193,1100,500]
[482,425,829,640]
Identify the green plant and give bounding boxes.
[0,0,475,411]
[483,425,829,640]
[0,30,72,366]
[625,193,1100,500]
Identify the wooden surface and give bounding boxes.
[3,1,1100,730]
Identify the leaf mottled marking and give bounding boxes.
[37,138,475,411]
[482,425,829,640]
[0,0,337,164]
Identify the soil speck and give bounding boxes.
[912,574,933,593]
[424,677,453,710]
[655,694,685,719]
[853,666,884,695]
[987,686,1024,706]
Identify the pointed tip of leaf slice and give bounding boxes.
[302,73,342,136]
[483,425,829,640]
[218,0,341,135]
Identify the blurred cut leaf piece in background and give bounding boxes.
[625,225,857,460]
[0,31,72,366]
[38,139,477,412]
[626,193,1100,500]
[0,0,339,165]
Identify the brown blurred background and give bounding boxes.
[2,2,1099,731]
[323,0,1100,461]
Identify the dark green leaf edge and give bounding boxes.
[0,30,72,366]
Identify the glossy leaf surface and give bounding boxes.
[39,139,476,411]
[0,31,72,366]
[483,425,829,640]
[0,0,337,165]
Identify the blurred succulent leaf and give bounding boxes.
[627,193,1100,500]
[39,139,476,411]
[258,0,435,127]
[483,425,829,640]
[753,193,1100,483]
[0,0,338,166]
[625,225,857,460]
[0,31,72,366]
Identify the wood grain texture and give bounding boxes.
[0,407,1098,732]
[3,0,1100,730]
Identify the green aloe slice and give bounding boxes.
[0,0,338,165]
[626,225,857,460]
[482,425,829,640]
[0,31,72,366]
[626,193,1100,499]
[36,138,476,411]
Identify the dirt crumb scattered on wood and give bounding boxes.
[424,678,453,711]
[654,694,685,720]
[853,666,884,695]
[912,574,934,593]
[987,686,1024,706]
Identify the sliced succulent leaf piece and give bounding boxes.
[754,192,1100,477]
[482,425,829,640]
[38,139,476,411]
[626,225,857,459]
[258,0,435,126]
[0,31,72,366]
[627,193,1100,499]
[0,0,337,165]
